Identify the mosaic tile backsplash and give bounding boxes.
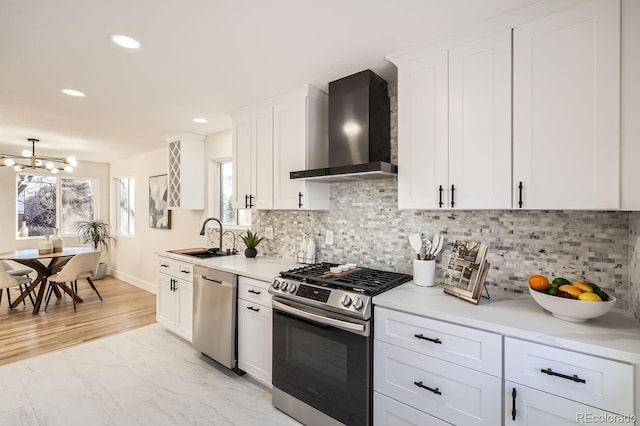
[630,212,640,319]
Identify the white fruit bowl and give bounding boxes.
[529,287,616,322]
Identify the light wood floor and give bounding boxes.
[0,276,156,367]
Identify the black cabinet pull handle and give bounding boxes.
[180,269,190,274]
[160,264,169,268]
[170,279,175,291]
[248,289,261,295]
[414,333,442,344]
[450,185,455,208]
[540,368,586,383]
[414,381,441,395]
[298,192,303,208]
[438,185,444,208]
[249,194,255,208]
[518,181,523,208]
[245,194,249,209]
[511,387,517,421]
[247,306,260,312]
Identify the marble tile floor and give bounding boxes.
[0,324,301,425]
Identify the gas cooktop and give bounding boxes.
[278,262,412,296]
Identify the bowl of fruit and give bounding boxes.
[528,275,616,322]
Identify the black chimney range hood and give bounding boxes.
[291,69,397,182]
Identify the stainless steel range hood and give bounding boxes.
[291,70,396,182]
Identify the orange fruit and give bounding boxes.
[528,275,550,291]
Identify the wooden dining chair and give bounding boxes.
[0,265,32,309]
[44,251,102,312]
[0,260,35,306]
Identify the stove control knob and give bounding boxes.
[287,283,297,293]
[280,282,289,291]
[353,298,364,310]
[272,280,280,289]
[341,294,352,307]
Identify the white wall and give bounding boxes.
[0,161,110,255]
[108,130,232,292]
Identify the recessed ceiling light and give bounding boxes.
[61,89,86,97]
[111,34,141,49]
[193,118,208,124]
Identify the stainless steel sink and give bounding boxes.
[169,248,239,259]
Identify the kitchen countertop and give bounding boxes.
[158,251,299,282]
[373,282,640,364]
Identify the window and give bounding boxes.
[17,174,96,238]
[213,159,250,227]
[115,177,135,236]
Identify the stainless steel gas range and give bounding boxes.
[269,263,412,426]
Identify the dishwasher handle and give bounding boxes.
[198,274,235,288]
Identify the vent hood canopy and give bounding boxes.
[291,70,396,182]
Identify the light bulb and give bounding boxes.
[66,156,77,166]
[22,150,31,158]
[45,162,54,170]
[35,159,43,167]
[14,165,23,171]
[4,158,15,166]
[64,165,73,173]
[51,168,58,174]
[111,34,141,49]
[342,121,362,136]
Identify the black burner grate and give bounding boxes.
[279,262,412,295]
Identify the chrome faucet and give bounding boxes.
[222,230,237,254]
[199,217,223,252]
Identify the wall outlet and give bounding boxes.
[265,226,274,240]
[325,230,334,245]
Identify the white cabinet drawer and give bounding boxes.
[505,381,622,426]
[374,307,502,376]
[374,392,452,426]
[176,262,193,281]
[158,257,176,275]
[238,276,272,306]
[374,340,501,426]
[505,337,634,415]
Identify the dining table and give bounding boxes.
[0,246,97,314]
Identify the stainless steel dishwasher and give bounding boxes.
[192,265,238,370]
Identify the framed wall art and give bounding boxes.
[149,174,171,229]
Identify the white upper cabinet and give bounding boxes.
[513,0,620,209]
[273,86,329,210]
[230,85,329,211]
[165,132,206,210]
[229,105,273,210]
[448,30,512,209]
[396,50,449,210]
[393,30,512,210]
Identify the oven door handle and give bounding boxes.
[272,300,366,334]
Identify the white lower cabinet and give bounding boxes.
[374,307,502,426]
[374,392,452,426]
[237,276,273,387]
[157,256,193,342]
[505,381,622,426]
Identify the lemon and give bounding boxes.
[578,292,602,302]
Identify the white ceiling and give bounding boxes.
[0,0,539,163]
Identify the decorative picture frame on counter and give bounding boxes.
[441,240,490,304]
[149,174,171,229]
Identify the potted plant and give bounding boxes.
[240,230,265,258]
[76,220,115,279]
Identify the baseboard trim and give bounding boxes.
[108,269,157,294]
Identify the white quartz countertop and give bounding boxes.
[373,282,640,363]
[158,251,299,282]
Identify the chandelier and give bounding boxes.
[0,138,77,173]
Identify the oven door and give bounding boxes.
[272,298,371,426]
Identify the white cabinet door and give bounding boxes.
[448,30,512,209]
[231,108,252,209]
[165,132,206,210]
[252,105,274,209]
[273,93,305,209]
[505,382,621,425]
[374,392,452,426]
[176,278,193,342]
[513,0,620,209]
[397,50,449,209]
[157,274,176,330]
[238,298,273,387]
